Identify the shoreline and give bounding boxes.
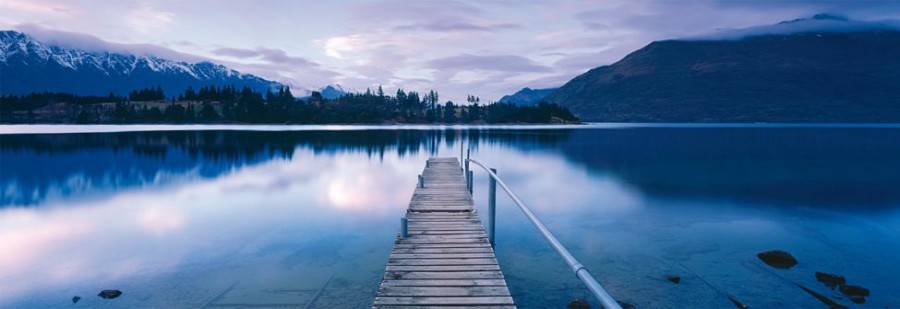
[4,122,900,135]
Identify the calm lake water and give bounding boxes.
[1,125,899,308]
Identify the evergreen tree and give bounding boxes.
[184,86,197,101]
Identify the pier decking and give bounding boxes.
[373,157,515,308]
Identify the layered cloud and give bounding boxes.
[210,46,341,93]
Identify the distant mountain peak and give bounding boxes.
[498,87,556,106]
[0,30,282,96]
[294,84,347,100]
[321,84,344,92]
[317,84,347,99]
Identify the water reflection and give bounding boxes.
[4,127,900,208]
[2,130,566,206]
[559,127,900,208]
[1,126,899,308]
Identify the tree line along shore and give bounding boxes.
[0,85,579,124]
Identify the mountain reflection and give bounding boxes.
[0,129,571,206]
[3,126,899,208]
[560,127,900,208]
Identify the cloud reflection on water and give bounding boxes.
[0,145,430,305]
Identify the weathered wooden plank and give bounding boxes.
[388,257,497,265]
[390,253,497,259]
[394,235,485,240]
[394,239,489,245]
[407,229,485,233]
[407,226,484,230]
[408,204,473,209]
[385,265,501,272]
[401,227,484,232]
[392,243,492,249]
[379,279,508,287]
[409,200,473,204]
[411,196,471,199]
[409,203,474,208]
[405,216,481,220]
[409,220,484,226]
[402,233,485,239]
[377,286,511,297]
[391,247,495,254]
[384,271,506,280]
[374,296,515,306]
[372,305,516,309]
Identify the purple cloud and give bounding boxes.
[211,47,259,58]
[13,23,206,62]
[427,54,551,73]
[393,20,520,32]
[213,47,321,68]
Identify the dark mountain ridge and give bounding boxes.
[543,17,900,122]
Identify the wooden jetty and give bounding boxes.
[373,157,515,308]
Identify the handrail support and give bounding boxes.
[488,168,497,247]
[466,159,622,309]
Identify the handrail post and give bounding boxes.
[400,217,408,238]
[468,170,474,194]
[465,149,471,184]
[465,160,470,186]
[488,168,497,247]
[418,174,424,188]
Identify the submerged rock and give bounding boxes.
[665,275,681,284]
[72,296,81,304]
[815,272,846,288]
[98,290,122,299]
[567,299,590,309]
[849,296,866,304]
[839,284,870,297]
[617,300,638,309]
[757,250,798,268]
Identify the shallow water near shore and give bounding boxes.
[1,124,899,308]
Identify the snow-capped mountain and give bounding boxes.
[0,30,282,96]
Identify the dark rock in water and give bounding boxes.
[617,300,638,309]
[815,272,846,288]
[839,284,870,297]
[757,250,798,268]
[665,275,681,284]
[72,296,81,303]
[849,296,866,304]
[98,290,122,299]
[567,299,590,309]
[728,296,750,309]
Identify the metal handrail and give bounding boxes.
[467,158,623,309]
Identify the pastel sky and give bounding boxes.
[1,0,897,102]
